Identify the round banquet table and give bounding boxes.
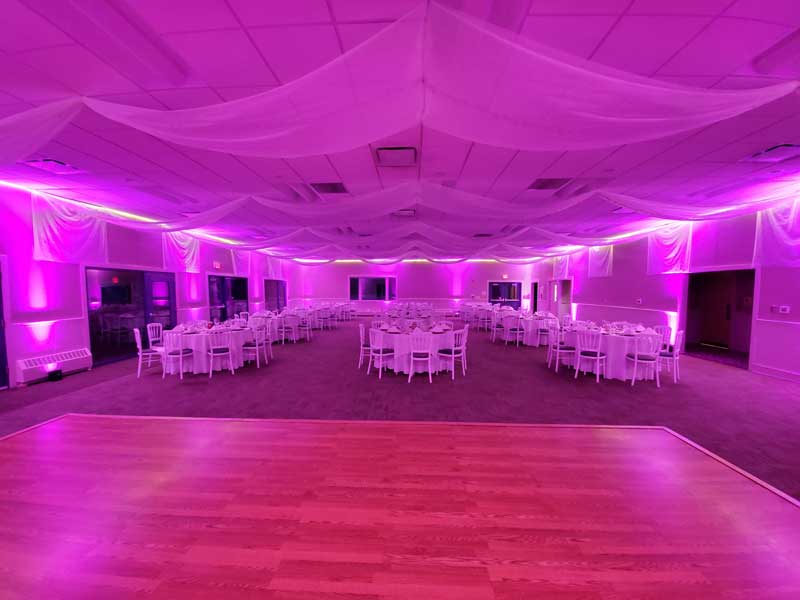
[521,317,549,346]
[379,330,455,375]
[562,330,653,382]
[166,328,254,375]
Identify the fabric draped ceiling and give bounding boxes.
[4,1,800,262]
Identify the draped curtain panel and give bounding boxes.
[588,246,613,278]
[553,255,570,280]
[647,223,692,274]
[31,194,106,264]
[162,231,200,273]
[756,200,800,267]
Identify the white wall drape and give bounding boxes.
[647,223,692,274]
[588,246,613,278]
[31,194,106,264]
[756,200,800,267]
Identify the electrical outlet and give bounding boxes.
[779,305,791,314]
[635,298,643,305]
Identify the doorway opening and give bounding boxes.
[208,275,248,322]
[0,269,8,389]
[686,269,754,369]
[264,279,287,312]
[488,281,522,309]
[531,282,539,313]
[86,268,176,365]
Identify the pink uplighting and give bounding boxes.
[1,3,800,596]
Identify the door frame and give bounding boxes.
[263,277,288,311]
[486,280,523,307]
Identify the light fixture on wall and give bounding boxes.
[502,274,509,280]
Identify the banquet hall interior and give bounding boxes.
[1,0,800,597]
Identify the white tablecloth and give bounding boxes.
[167,328,254,374]
[522,317,549,346]
[380,331,455,375]
[563,331,652,382]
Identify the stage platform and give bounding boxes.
[0,414,798,598]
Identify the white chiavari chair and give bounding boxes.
[627,332,662,387]
[438,325,468,380]
[207,330,234,378]
[659,330,684,383]
[134,327,161,378]
[367,328,394,380]
[408,330,434,384]
[547,322,576,373]
[161,330,193,380]
[575,329,606,383]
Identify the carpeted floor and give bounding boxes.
[2,319,799,499]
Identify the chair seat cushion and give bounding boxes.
[373,348,393,355]
[557,345,576,351]
[243,341,258,347]
[627,353,656,361]
[580,350,605,357]
[538,328,548,333]
[412,351,430,358]
[361,344,371,350]
[509,327,523,332]
[210,347,230,354]
[438,348,462,356]
[659,350,674,357]
[142,348,160,355]
[168,348,193,356]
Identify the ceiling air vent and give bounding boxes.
[528,178,571,190]
[743,144,800,163]
[310,182,348,194]
[473,233,493,238]
[24,158,85,175]
[391,208,416,218]
[376,147,417,167]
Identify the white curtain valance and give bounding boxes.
[31,194,106,264]
[647,223,692,274]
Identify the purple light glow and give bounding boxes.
[26,320,55,343]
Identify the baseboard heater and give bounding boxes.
[15,348,93,385]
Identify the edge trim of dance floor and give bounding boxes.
[4,412,798,510]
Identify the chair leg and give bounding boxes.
[137,355,143,378]
[428,358,432,384]
[408,364,413,383]
[630,361,636,387]
[574,356,580,379]
[595,359,600,383]
[655,360,661,388]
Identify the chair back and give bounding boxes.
[632,333,661,358]
[561,314,573,328]
[146,322,163,346]
[206,330,230,351]
[502,313,519,329]
[410,330,432,354]
[239,311,250,323]
[359,323,368,347]
[163,330,184,353]
[369,328,385,350]
[133,327,144,352]
[654,325,671,348]
[672,330,685,357]
[547,322,562,348]
[452,327,467,351]
[576,329,602,353]
[251,321,267,345]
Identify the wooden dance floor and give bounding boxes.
[0,415,798,598]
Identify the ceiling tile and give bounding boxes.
[338,22,391,51]
[149,87,223,109]
[331,0,419,22]
[521,16,617,58]
[229,0,331,26]
[249,25,341,83]
[592,16,711,75]
[130,0,238,34]
[725,0,800,27]
[658,18,792,76]
[457,144,516,195]
[628,0,731,16]
[213,86,278,101]
[0,1,72,52]
[163,30,279,86]
[18,45,140,96]
[529,0,630,15]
